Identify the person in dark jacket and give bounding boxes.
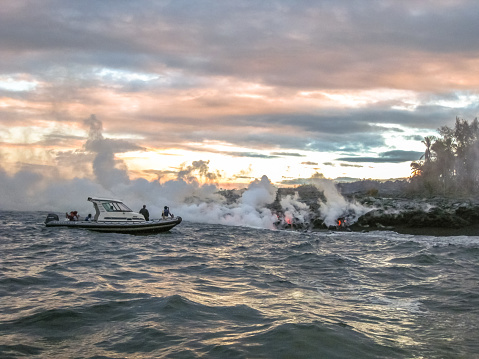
[139,205,149,221]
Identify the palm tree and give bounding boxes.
[431,137,455,194]
[420,136,435,163]
[410,161,423,177]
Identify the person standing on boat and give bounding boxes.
[139,205,149,221]
[162,206,173,219]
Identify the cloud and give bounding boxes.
[405,135,425,141]
[1,1,479,182]
[2,1,479,91]
[176,160,221,183]
[336,150,424,163]
[271,152,305,157]
[225,152,280,159]
[232,164,253,180]
[40,133,85,147]
[340,163,363,168]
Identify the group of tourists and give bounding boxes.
[66,211,92,221]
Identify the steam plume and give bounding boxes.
[0,116,369,229]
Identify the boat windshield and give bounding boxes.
[102,202,132,212]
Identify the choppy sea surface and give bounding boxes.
[1,211,479,358]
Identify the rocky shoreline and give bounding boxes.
[218,183,479,236]
[273,186,479,236]
[347,196,479,236]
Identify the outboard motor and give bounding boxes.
[45,213,59,224]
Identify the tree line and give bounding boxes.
[410,117,479,195]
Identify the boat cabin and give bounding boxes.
[88,197,145,222]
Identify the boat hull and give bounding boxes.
[45,217,182,234]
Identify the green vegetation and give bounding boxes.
[410,117,479,195]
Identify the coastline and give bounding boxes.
[264,185,479,236]
[348,195,479,237]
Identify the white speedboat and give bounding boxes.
[45,197,182,234]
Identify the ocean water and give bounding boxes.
[1,211,479,358]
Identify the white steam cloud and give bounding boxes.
[83,114,142,188]
[0,115,369,229]
[310,175,367,227]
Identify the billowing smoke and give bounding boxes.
[309,174,367,227]
[280,193,311,227]
[0,115,369,229]
[175,175,278,229]
[177,160,221,183]
[83,114,142,189]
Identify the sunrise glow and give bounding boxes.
[1,1,478,195]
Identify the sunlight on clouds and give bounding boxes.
[94,67,204,90]
[2,1,477,186]
[199,140,253,153]
[429,93,479,109]
[3,127,44,144]
[115,130,418,185]
[1,122,86,145]
[391,102,420,111]
[334,159,415,180]
[316,89,419,108]
[96,68,159,82]
[122,144,414,184]
[372,123,434,154]
[117,144,323,186]
[104,132,144,141]
[0,98,48,112]
[0,78,38,92]
[233,82,274,100]
[393,92,479,112]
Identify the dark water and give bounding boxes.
[1,212,478,358]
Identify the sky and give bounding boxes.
[1,0,479,196]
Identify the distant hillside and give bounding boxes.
[336,179,410,198]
